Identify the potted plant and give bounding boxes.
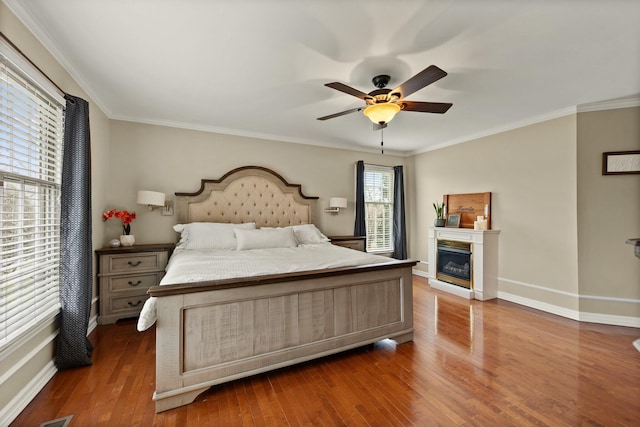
[103,209,137,246]
[433,201,446,227]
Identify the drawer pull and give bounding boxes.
[128,280,142,287]
[127,261,142,267]
[128,300,143,307]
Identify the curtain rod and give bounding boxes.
[360,162,399,168]
[0,31,67,98]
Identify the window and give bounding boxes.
[0,45,64,349]
[363,164,394,253]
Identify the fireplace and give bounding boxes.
[428,227,499,300]
[436,239,472,289]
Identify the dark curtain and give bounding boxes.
[55,95,94,369]
[392,165,407,259]
[354,161,366,244]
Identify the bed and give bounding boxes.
[144,166,416,413]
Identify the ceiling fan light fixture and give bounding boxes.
[363,103,401,124]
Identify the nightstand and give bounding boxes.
[329,236,366,252]
[96,243,174,325]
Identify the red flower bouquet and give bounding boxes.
[102,209,136,235]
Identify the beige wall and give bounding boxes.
[106,120,404,246]
[411,115,581,311]
[577,107,640,318]
[1,3,111,422]
[412,109,640,322]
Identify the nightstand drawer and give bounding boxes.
[110,294,150,313]
[108,272,164,293]
[106,252,165,273]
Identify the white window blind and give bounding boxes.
[363,164,394,253]
[0,50,64,350]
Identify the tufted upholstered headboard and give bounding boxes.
[174,166,319,227]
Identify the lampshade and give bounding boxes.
[137,190,165,207]
[363,103,401,124]
[329,197,348,209]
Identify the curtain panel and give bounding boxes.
[55,95,94,369]
[354,160,366,240]
[392,165,407,259]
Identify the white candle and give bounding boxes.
[484,204,489,217]
[443,204,447,218]
[474,220,479,230]
[477,215,484,222]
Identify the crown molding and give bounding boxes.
[578,97,640,113]
[3,0,113,116]
[411,106,577,155]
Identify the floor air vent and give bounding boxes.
[39,415,72,427]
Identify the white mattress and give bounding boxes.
[137,243,392,331]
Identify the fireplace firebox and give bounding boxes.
[436,239,472,288]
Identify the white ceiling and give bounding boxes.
[5,0,640,155]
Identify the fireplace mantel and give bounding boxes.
[428,227,500,300]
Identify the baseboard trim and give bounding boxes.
[2,314,100,425]
[498,291,581,321]
[579,311,640,328]
[0,360,57,425]
[499,276,640,304]
[88,314,98,336]
[0,329,58,387]
[498,291,640,327]
[413,268,640,327]
[412,269,429,279]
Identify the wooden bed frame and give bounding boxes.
[147,166,416,412]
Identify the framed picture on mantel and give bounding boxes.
[443,192,492,229]
[446,213,461,228]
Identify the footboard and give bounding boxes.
[151,262,415,412]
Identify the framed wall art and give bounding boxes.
[602,150,640,175]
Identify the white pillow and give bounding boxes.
[291,224,330,244]
[260,224,329,244]
[235,228,298,250]
[173,222,256,250]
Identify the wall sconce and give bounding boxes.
[137,190,173,215]
[325,197,347,214]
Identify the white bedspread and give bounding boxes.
[137,243,392,331]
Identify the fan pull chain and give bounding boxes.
[380,124,384,155]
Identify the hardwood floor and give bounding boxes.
[11,276,640,426]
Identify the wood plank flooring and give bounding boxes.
[11,276,640,426]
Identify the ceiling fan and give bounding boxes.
[317,65,452,126]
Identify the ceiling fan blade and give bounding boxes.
[392,65,447,99]
[317,106,363,121]
[325,82,372,100]
[401,101,452,114]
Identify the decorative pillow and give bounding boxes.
[291,224,330,244]
[235,227,298,250]
[260,224,329,244]
[173,222,256,250]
